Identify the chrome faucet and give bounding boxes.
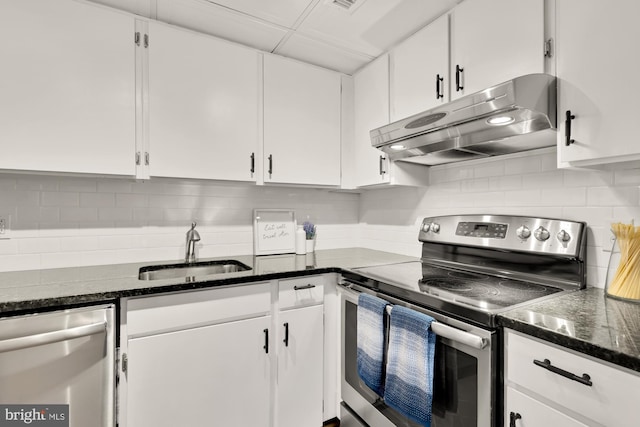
[185,222,201,263]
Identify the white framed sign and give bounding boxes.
[253,209,296,255]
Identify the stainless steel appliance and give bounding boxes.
[0,304,116,426]
[370,74,557,166]
[339,214,586,427]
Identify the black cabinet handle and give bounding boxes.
[455,65,464,92]
[250,152,255,174]
[565,110,576,146]
[283,322,289,347]
[263,328,269,353]
[293,284,316,291]
[509,412,521,427]
[436,74,444,99]
[379,155,386,176]
[268,154,273,176]
[533,358,592,386]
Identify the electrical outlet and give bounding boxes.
[0,214,11,239]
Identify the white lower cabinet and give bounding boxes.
[119,277,328,427]
[277,305,324,427]
[504,329,640,427]
[128,315,271,427]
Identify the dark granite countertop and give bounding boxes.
[498,287,640,373]
[0,248,417,315]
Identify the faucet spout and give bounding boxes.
[185,222,201,263]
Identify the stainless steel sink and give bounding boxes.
[139,260,252,281]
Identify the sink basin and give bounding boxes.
[139,260,252,281]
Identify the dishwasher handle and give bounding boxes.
[0,321,107,353]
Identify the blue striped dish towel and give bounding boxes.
[384,305,436,427]
[357,293,389,396]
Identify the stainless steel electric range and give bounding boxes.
[339,214,587,427]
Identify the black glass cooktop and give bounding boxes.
[351,261,565,320]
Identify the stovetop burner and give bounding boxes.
[418,264,562,310]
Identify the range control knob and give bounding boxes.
[421,222,431,233]
[430,223,441,233]
[557,230,571,243]
[534,226,550,241]
[516,225,531,240]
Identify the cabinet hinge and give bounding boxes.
[544,38,554,58]
[144,34,149,48]
[135,32,140,46]
[122,352,128,374]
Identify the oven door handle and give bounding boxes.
[430,322,488,350]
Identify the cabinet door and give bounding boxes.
[148,22,260,181]
[557,0,640,166]
[278,305,324,427]
[391,14,449,121]
[127,316,271,427]
[505,387,588,427]
[263,55,341,186]
[354,55,391,187]
[0,0,136,175]
[450,0,544,99]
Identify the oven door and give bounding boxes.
[340,281,495,427]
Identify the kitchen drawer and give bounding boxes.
[125,283,271,337]
[278,276,324,310]
[505,329,640,427]
[505,386,587,427]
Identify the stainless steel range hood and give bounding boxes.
[370,74,557,166]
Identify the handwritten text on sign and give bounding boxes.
[262,223,291,240]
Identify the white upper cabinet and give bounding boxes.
[353,55,429,188]
[354,55,391,187]
[263,55,342,186]
[450,0,545,99]
[391,13,449,121]
[557,0,640,167]
[0,0,136,176]
[147,22,260,181]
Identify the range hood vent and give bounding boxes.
[370,74,557,166]
[331,0,358,10]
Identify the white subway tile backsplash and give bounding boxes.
[587,186,639,206]
[98,207,133,222]
[58,178,97,193]
[504,155,542,175]
[613,168,640,185]
[541,187,586,206]
[116,193,148,208]
[60,207,99,222]
[42,192,79,207]
[80,192,116,208]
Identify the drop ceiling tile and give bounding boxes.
[275,32,374,74]
[204,0,318,28]
[156,0,288,52]
[298,0,460,57]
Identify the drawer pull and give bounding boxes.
[263,328,269,354]
[293,284,316,291]
[509,412,521,427]
[533,358,592,387]
[283,322,289,347]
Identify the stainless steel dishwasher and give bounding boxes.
[0,304,116,426]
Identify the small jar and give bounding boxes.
[295,225,306,255]
[605,226,640,303]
